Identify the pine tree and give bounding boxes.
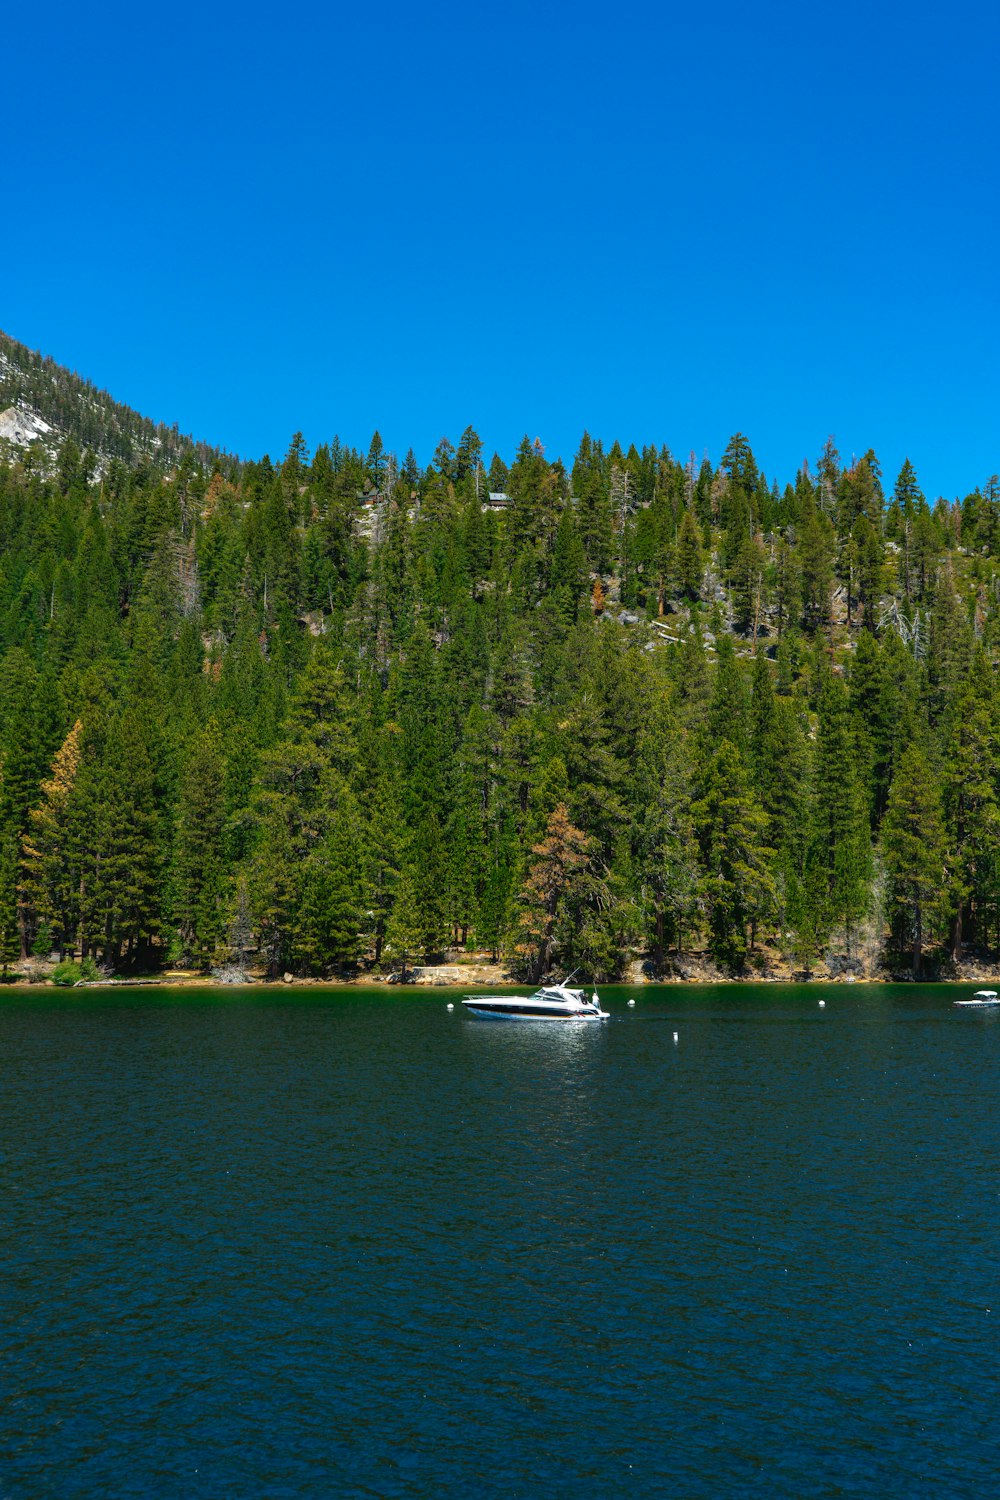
[0,829,20,974]
[21,719,84,958]
[774,535,803,636]
[799,504,836,633]
[882,744,949,978]
[731,533,767,640]
[510,804,599,981]
[706,635,749,755]
[692,742,776,970]
[927,560,973,713]
[852,516,884,629]
[810,674,872,955]
[297,817,362,973]
[941,693,1000,957]
[172,719,228,968]
[675,508,704,600]
[639,722,702,960]
[75,710,163,967]
[384,863,424,980]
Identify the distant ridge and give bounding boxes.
[0,329,233,472]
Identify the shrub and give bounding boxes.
[51,960,82,987]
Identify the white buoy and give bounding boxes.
[819,1000,826,1008]
[673,1031,679,1044]
[447,1002,454,1011]
[627,998,636,1007]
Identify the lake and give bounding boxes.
[1,983,998,1497]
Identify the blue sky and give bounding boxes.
[4,0,998,498]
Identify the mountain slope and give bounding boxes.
[0,329,231,471]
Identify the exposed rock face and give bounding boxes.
[0,404,52,448]
[409,963,510,986]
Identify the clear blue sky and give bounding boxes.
[4,0,998,499]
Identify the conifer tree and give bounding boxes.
[172,719,228,968]
[384,863,424,980]
[731,533,767,640]
[941,693,1000,957]
[510,804,599,981]
[706,635,749,754]
[21,719,83,958]
[882,744,949,978]
[692,742,776,969]
[297,818,362,973]
[0,830,19,974]
[810,674,872,954]
[799,504,836,634]
[675,509,704,600]
[76,710,163,967]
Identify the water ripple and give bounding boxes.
[1,985,998,1496]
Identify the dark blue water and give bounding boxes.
[2,984,998,1497]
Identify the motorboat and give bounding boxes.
[954,990,1000,1007]
[462,982,609,1021]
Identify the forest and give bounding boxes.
[1,393,999,982]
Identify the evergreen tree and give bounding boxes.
[172,719,229,968]
[675,508,704,600]
[75,710,164,967]
[692,742,776,970]
[2,378,1000,990]
[21,719,84,958]
[384,864,424,980]
[882,744,949,978]
[941,693,1000,957]
[810,674,872,954]
[297,817,362,973]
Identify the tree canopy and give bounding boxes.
[0,414,995,982]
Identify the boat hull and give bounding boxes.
[462,1000,607,1021]
[955,990,1000,1007]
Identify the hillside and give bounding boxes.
[0,330,231,473]
[1,349,1000,988]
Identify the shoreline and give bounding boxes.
[3,964,998,992]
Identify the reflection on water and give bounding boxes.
[462,1012,609,1144]
[1,984,998,1497]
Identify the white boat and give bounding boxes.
[462,982,609,1021]
[954,990,1000,1007]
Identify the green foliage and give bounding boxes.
[692,741,776,970]
[50,956,99,987]
[882,744,950,978]
[3,368,999,987]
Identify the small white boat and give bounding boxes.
[462,982,609,1021]
[954,990,1000,1007]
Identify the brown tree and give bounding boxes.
[511,804,596,980]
